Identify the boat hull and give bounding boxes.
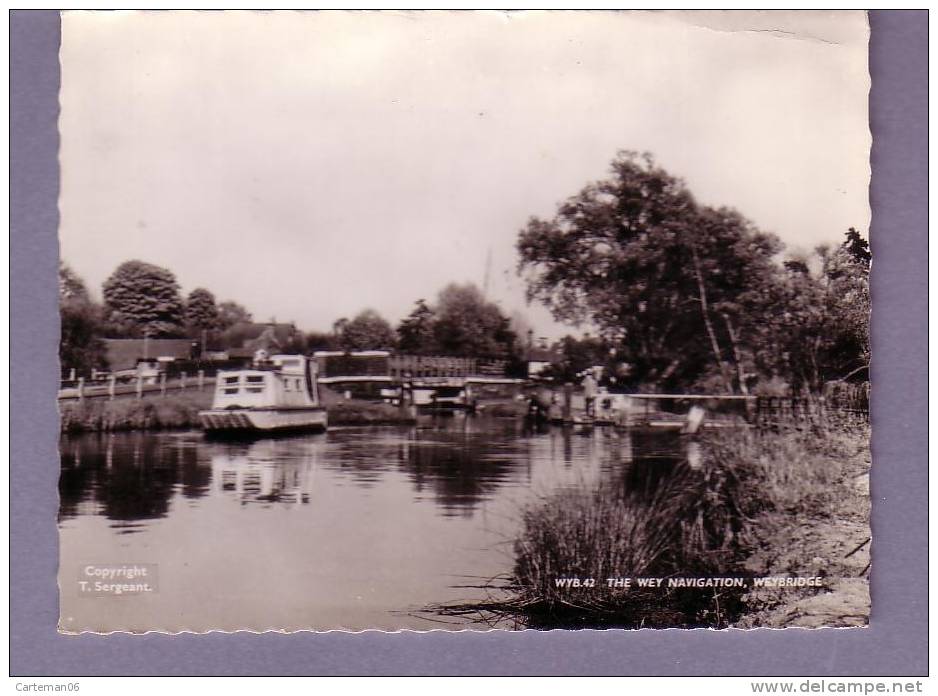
[198,407,328,434]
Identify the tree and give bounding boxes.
[339,309,398,351]
[517,151,784,393]
[842,226,872,267]
[818,230,870,381]
[59,262,90,302]
[102,260,185,337]
[59,263,108,377]
[184,288,220,335]
[216,301,253,331]
[547,334,611,384]
[305,331,339,352]
[753,228,870,393]
[432,283,517,358]
[397,299,438,354]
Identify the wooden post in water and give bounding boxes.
[108,374,116,401]
[562,383,573,423]
[198,370,205,391]
[136,375,143,399]
[160,372,167,397]
[77,377,85,403]
[180,371,187,391]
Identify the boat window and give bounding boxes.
[296,379,301,390]
[224,376,239,385]
[246,387,263,393]
[223,388,239,395]
[283,380,290,391]
[246,375,264,383]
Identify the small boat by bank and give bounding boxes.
[413,382,477,414]
[199,354,327,434]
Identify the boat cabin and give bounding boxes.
[211,354,321,410]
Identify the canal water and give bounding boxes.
[58,417,683,633]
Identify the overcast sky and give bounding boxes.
[59,10,870,340]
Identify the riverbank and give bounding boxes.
[59,391,213,433]
[59,390,420,433]
[735,425,871,628]
[435,423,870,630]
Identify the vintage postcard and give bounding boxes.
[56,10,871,633]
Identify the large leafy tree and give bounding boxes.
[432,283,517,359]
[59,263,108,376]
[216,300,253,330]
[397,299,438,354]
[102,260,185,337]
[339,309,398,351]
[517,151,784,393]
[184,288,220,333]
[752,228,870,393]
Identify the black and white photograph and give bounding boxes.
[56,10,872,633]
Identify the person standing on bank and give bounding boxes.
[582,371,598,418]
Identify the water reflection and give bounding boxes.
[59,418,689,631]
[59,433,192,525]
[210,440,314,506]
[60,422,687,525]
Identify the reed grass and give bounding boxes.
[59,391,213,433]
[432,421,869,629]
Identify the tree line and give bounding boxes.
[61,150,870,394]
[516,150,870,395]
[59,260,525,376]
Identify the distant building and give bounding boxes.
[221,322,303,359]
[103,338,196,372]
[525,346,561,378]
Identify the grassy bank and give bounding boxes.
[59,391,213,433]
[438,423,870,630]
[60,391,418,432]
[326,400,417,426]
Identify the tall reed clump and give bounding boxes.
[510,457,750,629]
[503,424,869,629]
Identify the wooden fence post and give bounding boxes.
[108,374,116,401]
[77,377,85,403]
[198,370,205,391]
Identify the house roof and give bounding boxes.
[103,339,195,371]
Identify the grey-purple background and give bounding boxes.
[11,10,927,676]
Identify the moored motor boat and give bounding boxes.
[199,353,328,434]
